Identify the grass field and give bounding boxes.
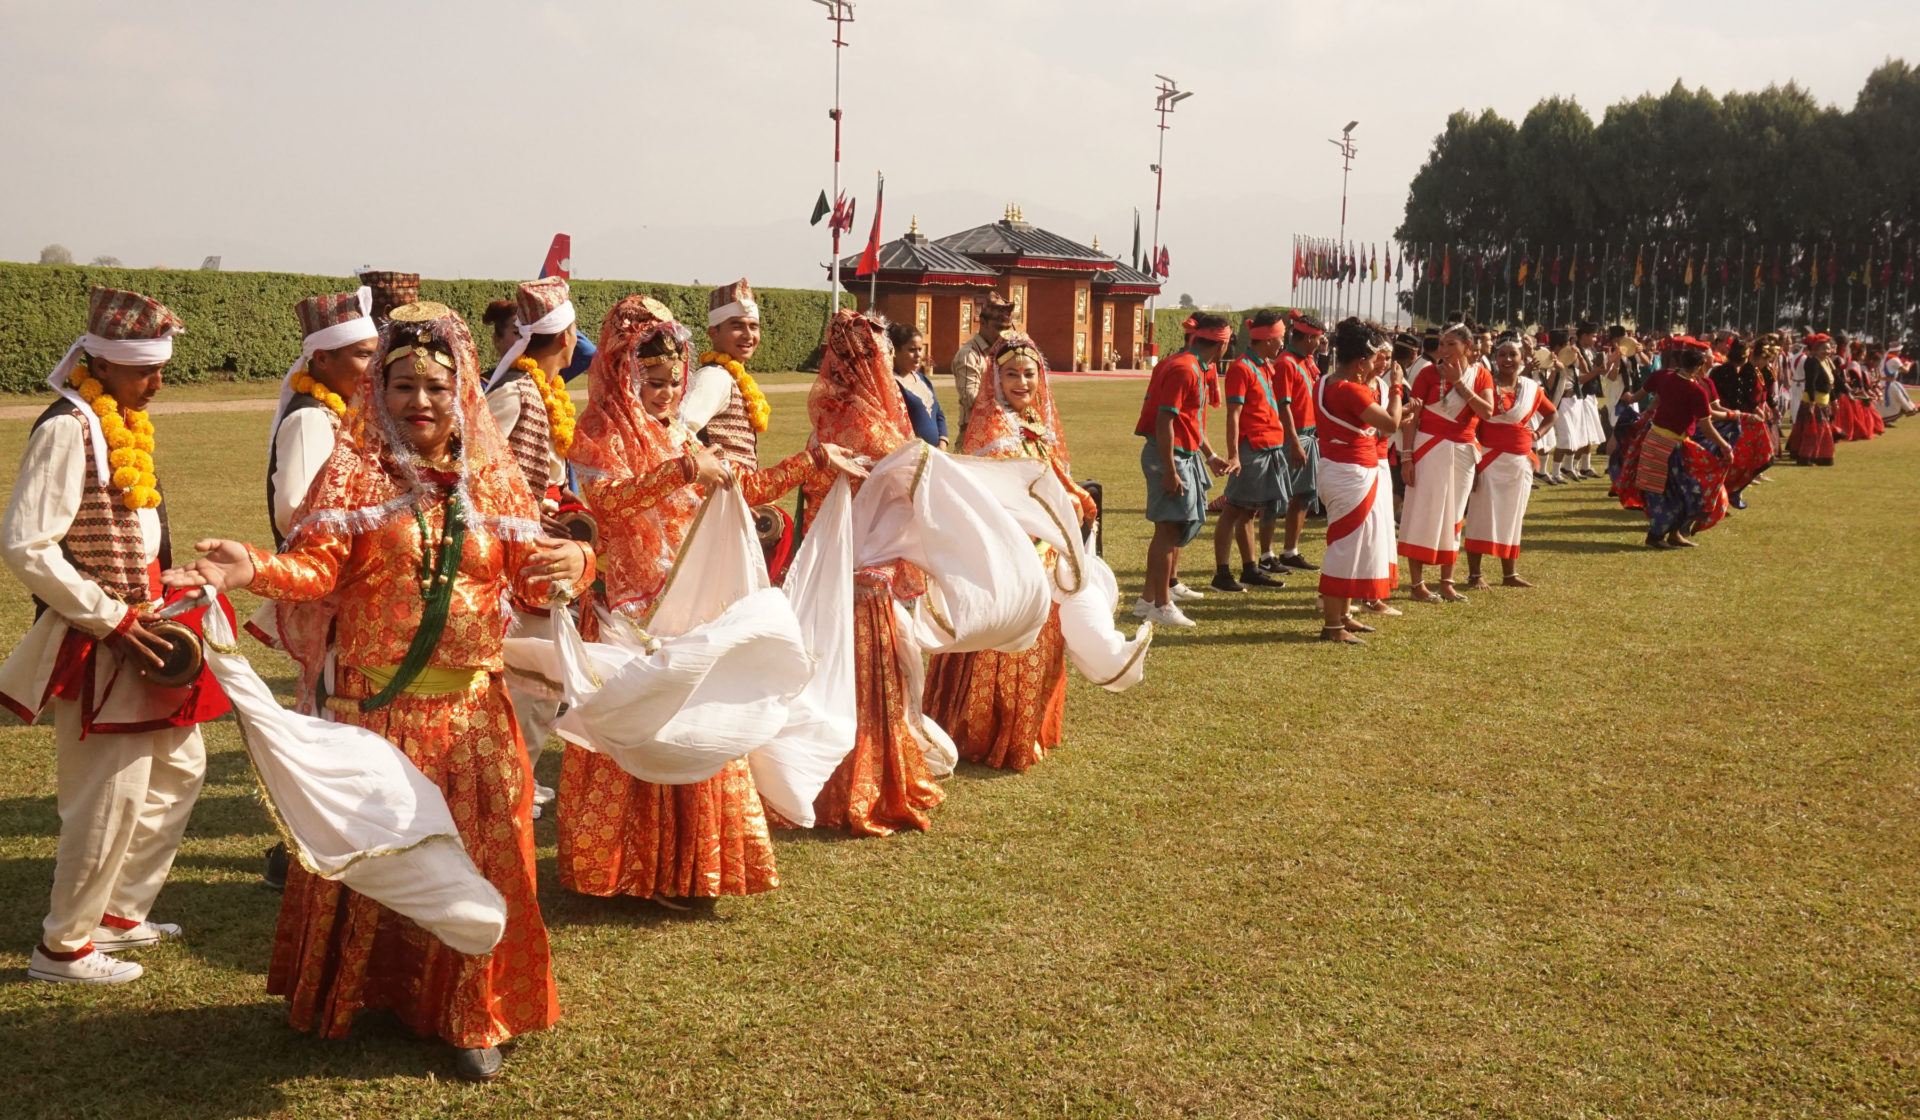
[0,376,1915,1119]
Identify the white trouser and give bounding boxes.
[43,701,206,953]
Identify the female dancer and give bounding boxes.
[1706,337,1774,508]
[923,333,1097,772]
[164,302,592,1082]
[1398,322,1494,603]
[1464,336,1555,589]
[1619,338,1733,548]
[794,309,948,833]
[1787,333,1838,466]
[556,296,863,908]
[1314,319,1408,644]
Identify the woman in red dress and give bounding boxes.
[555,296,862,908]
[168,302,592,1082]
[923,332,1097,772]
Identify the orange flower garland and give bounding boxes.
[291,370,347,417]
[514,357,577,456]
[699,350,771,433]
[74,373,160,509]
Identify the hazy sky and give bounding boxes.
[2,0,1911,305]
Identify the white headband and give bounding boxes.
[708,299,760,328]
[487,300,577,390]
[48,333,178,479]
[271,287,375,454]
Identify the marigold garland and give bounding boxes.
[291,370,347,417]
[515,356,577,456]
[700,350,771,433]
[74,374,160,510]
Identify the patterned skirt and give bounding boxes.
[1641,439,1732,538]
[1787,402,1836,465]
[268,671,558,1050]
[1713,416,1774,493]
[803,569,946,835]
[556,753,778,900]
[923,604,1068,773]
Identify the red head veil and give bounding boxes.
[962,330,1072,473]
[808,308,911,462]
[276,300,539,704]
[568,295,702,614]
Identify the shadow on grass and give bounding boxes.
[0,860,280,973]
[0,1000,446,1118]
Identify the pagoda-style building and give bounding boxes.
[842,206,1162,372]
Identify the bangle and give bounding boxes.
[679,453,696,483]
[809,439,829,469]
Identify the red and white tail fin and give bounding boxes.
[539,234,571,280]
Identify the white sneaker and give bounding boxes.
[1131,597,1153,620]
[1169,582,1205,602]
[1144,602,1197,628]
[533,783,556,807]
[28,946,143,984]
[90,920,182,950]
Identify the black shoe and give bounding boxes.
[261,842,288,891]
[1239,565,1285,588]
[454,1045,504,1083]
[1277,553,1319,571]
[1257,555,1284,573]
[1209,567,1245,593]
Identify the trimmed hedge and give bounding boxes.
[0,263,852,394]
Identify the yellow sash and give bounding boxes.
[353,664,487,696]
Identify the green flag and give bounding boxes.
[809,190,831,227]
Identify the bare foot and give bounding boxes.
[1437,581,1468,604]
[1359,600,1402,616]
[1464,575,1493,591]
[1320,625,1363,645]
[1502,574,1536,588]
[1341,615,1377,634]
[1408,581,1438,604]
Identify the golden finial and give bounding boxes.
[1092,234,1101,251]
[1013,204,1024,222]
[908,214,921,236]
[1003,203,1013,222]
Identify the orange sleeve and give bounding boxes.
[740,449,817,507]
[246,536,349,603]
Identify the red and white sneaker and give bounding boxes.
[28,946,143,984]
[90,920,183,950]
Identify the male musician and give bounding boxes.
[2,287,227,983]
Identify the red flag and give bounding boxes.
[830,191,856,234]
[1550,248,1562,286]
[538,233,571,280]
[1155,246,1171,278]
[1442,247,1452,286]
[855,175,885,277]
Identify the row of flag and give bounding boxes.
[809,192,1179,281]
[1294,238,1920,291]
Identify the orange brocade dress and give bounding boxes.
[246,496,577,1050]
[556,420,814,899]
[922,428,1087,772]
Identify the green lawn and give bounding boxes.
[0,377,1915,1118]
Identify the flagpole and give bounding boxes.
[868,169,882,309]
[1147,77,1194,361]
[816,0,853,324]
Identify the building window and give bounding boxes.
[1075,287,1089,322]
[1074,330,1088,370]
[1010,282,1026,329]
[915,297,931,334]
[1102,304,1114,335]
[960,300,973,337]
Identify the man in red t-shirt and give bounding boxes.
[1210,309,1304,593]
[1261,311,1323,572]
[1133,313,1232,627]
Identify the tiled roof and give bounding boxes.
[1094,261,1161,288]
[839,232,996,277]
[933,220,1112,265]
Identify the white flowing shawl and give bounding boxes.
[502,487,815,787]
[200,601,506,956]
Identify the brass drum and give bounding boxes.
[138,617,204,689]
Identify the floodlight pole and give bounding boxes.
[1329,122,1358,248]
[817,0,854,319]
[1148,76,1192,360]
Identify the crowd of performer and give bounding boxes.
[0,277,1910,1083]
[1131,309,1912,640]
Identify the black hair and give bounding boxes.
[1192,312,1230,334]
[1332,317,1386,365]
[1250,307,1288,330]
[1670,347,1710,373]
[634,333,676,360]
[1390,335,1419,365]
[1724,338,1749,366]
[884,322,923,351]
[1575,320,1598,334]
[1547,328,1571,349]
[482,300,516,331]
[1607,324,1628,340]
[526,330,565,355]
